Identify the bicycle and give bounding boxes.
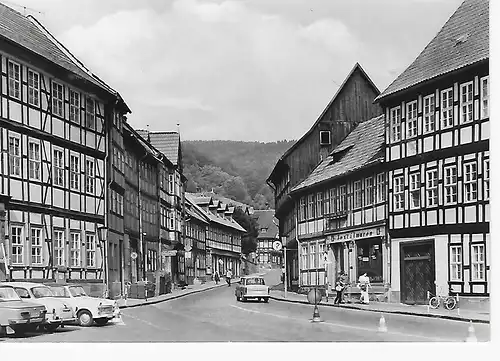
[428,288,457,310]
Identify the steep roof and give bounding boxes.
[185,196,209,224]
[192,192,254,214]
[123,123,160,159]
[0,3,118,97]
[376,0,489,101]
[253,210,279,239]
[291,115,385,193]
[148,132,180,166]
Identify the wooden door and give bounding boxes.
[401,241,435,305]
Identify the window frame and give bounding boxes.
[463,162,478,203]
[444,165,458,205]
[30,227,43,265]
[85,159,95,194]
[484,158,489,200]
[27,69,40,106]
[353,180,362,209]
[85,97,96,130]
[54,230,65,267]
[86,233,96,268]
[70,232,81,268]
[28,141,41,180]
[426,169,438,207]
[393,176,405,211]
[69,154,80,190]
[390,106,402,142]
[471,244,485,281]
[441,88,454,129]
[52,81,64,117]
[376,173,386,203]
[460,81,474,124]
[409,173,420,209]
[53,148,65,187]
[69,89,80,124]
[8,135,21,176]
[365,177,374,206]
[10,225,23,265]
[480,76,489,119]
[423,94,435,134]
[301,245,308,270]
[309,243,316,269]
[406,100,418,138]
[8,60,21,100]
[450,245,462,281]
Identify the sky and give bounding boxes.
[7,0,466,141]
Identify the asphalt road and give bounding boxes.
[2,270,490,342]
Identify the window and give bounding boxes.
[480,76,489,119]
[8,136,21,176]
[323,189,331,215]
[390,107,402,142]
[307,194,315,219]
[11,226,23,265]
[426,169,438,207]
[450,245,462,281]
[70,155,79,190]
[393,176,404,210]
[85,97,95,130]
[53,149,64,186]
[329,188,336,213]
[316,192,323,217]
[423,94,435,133]
[460,82,473,124]
[409,173,420,209]
[319,131,331,145]
[365,177,374,206]
[339,185,347,212]
[464,162,477,202]
[444,166,457,204]
[69,90,80,124]
[86,234,96,268]
[353,181,362,208]
[70,232,81,267]
[301,245,308,269]
[484,159,489,200]
[54,230,65,267]
[168,174,174,193]
[86,159,95,194]
[8,60,20,99]
[376,173,386,203]
[441,88,454,129]
[28,141,41,180]
[471,244,485,281]
[28,69,40,106]
[52,82,64,117]
[406,101,418,138]
[309,243,316,269]
[318,243,325,268]
[31,227,42,265]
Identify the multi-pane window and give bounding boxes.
[10,226,23,265]
[70,232,81,267]
[441,88,454,129]
[444,166,457,204]
[69,90,80,124]
[53,149,64,186]
[307,194,315,219]
[393,176,404,210]
[52,82,64,117]
[316,192,323,217]
[309,243,316,269]
[471,244,485,281]
[31,227,42,265]
[318,243,325,268]
[8,136,21,176]
[301,245,308,269]
[353,181,362,208]
[426,169,438,207]
[28,141,41,180]
[86,159,95,194]
[54,230,65,267]
[376,173,386,203]
[8,61,20,99]
[406,101,418,138]
[329,188,336,213]
[70,155,79,190]
[339,185,347,212]
[28,69,40,106]
[480,76,489,119]
[86,97,95,130]
[423,94,435,133]
[484,159,489,200]
[86,234,96,268]
[390,107,402,142]
[450,245,462,281]
[409,173,420,209]
[323,189,331,215]
[460,82,474,123]
[464,162,477,202]
[365,177,374,206]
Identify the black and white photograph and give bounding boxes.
[0,0,494,349]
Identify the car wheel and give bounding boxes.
[77,310,93,327]
[44,324,60,333]
[95,319,109,326]
[264,298,269,303]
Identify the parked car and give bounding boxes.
[46,284,119,327]
[7,282,76,332]
[235,276,270,303]
[0,284,47,335]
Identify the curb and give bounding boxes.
[269,295,490,324]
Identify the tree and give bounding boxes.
[232,208,258,255]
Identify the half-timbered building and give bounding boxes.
[291,116,387,298]
[375,0,489,305]
[0,4,129,294]
[185,195,209,283]
[252,210,281,266]
[267,63,383,290]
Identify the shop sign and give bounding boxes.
[162,250,177,257]
[329,226,385,244]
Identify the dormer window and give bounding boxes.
[320,131,331,146]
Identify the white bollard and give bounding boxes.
[465,321,477,342]
[378,314,388,333]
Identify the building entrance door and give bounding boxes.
[400,241,435,305]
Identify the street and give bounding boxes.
[3,271,490,342]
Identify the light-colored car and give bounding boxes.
[0,284,47,335]
[7,282,76,332]
[47,284,119,327]
[235,276,270,303]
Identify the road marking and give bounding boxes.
[121,312,171,331]
[230,304,452,341]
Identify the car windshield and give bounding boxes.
[0,286,22,301]
[246,278,265,285]
[69,286,87,297]
[31,286,54,298]
[49,286,71,298]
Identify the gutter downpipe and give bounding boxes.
[138,151,148,282]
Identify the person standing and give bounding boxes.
[334,281,343,305]
[357,273,371,304]
[226,269,233,287]
[338,271,347,303]
[214,270,220,284]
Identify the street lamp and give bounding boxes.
[97,226,108,298]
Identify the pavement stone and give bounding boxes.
[269,290,490,324]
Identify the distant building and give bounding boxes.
[252,210,281,266]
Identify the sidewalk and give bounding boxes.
[269,290,490,324]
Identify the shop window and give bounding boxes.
[356,239,383,283]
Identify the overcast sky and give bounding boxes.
[12,0,465,141]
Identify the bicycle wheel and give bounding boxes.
[429,296,440,309]
[444,296,457,310]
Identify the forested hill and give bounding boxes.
[182,140,296,209]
